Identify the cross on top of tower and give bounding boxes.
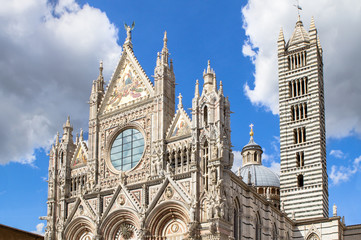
[249,123,254,137]
[293,0,302,16]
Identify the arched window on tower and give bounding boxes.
[298,174,304,187]
[203,105,208,127]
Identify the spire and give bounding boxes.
[56,132,59,146]
[170,59,174,72]
[65,116,71,127]
[161,31,169,65]
[99,60,103,76]
[177,93,183,108]
[195,79,199,98]
[163,31,168,51]
[310,16,316,31]
[219,81,223,95]
[156,52,161,67]
[62,116,73,143]
[287,14,310,49]
[203,60,216,93]
[278,27,284,42]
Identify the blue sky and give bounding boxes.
[0,0,361,234]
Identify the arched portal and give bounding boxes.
[100,209,141,240]
[146,201,190,239]
[64,217,96,240]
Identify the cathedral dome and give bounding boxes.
[239,164,280,187]
[239,124,280,188]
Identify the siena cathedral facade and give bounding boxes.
[42,16,361,240]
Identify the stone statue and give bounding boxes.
[124,21,135,43]
[333,204,337,217]
[281,201,285,212]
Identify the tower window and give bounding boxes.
[291,103,307,121]
[288,51,307,70]
[289,77,308,98]
[294,127,306,144]
[296,152,304,167]
[297,175,304,187]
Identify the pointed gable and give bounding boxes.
[100,45,154,115]
[71,141,88,168]
[166,101,191,140]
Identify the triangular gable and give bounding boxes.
[99,45,154,115]
[147,175,191,215]
[71,141,88,168]
[166,107,191,140]
[65,196,97,225]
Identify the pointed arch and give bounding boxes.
[233,197,241,240]
[100,208,141,240]
[64,216,96,240]
[255,212,262,240]
[146,201,190,239]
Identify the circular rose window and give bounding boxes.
[110,128,144,171]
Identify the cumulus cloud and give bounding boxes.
[330,155,361,185]
[330,150,346,159]
[242,0,361,138]
[0,0,121,164]
[32,223,44,235]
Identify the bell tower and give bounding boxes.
[278,16,328,220]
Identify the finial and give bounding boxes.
[76,133,79,144]
[195,79,199,98]
[56,132,59,145]
[249,123,254,137]
[207,60,211,73]
[219,81,223,94]
[66,116,71,126]
[293,0,302,16]
[99,60,103,75]
[278,27,284,41]
[163,31,168,47]
[170,59,174,72]
[310,16,316,31]
[156,52,161,66]
[80,128,84,141]
[177,93,183,108]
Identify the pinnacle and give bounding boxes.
[310,16,316,31]
[278,27,284,41]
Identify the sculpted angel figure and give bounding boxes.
[124,21,135,42]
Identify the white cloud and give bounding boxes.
[242,0,361,138]
[0,0,121,164]
[330,150,346,159]
[232,150,243,172]
[269,161,280,175]
[330,155,361,185]
[32,223,44,235]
